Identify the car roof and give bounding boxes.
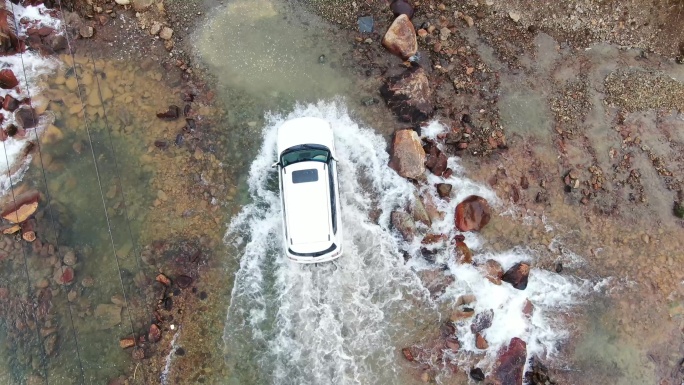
[282,161,333,248]
[277,117,335,157]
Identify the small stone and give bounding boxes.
[132,347,145,360]
[149,22,161,36]
[44,334,58,356]
[417,29,428,37]
[79,25,94,38]
[81,276,95,288]
[509,11,521,22]
[22,231,36,242]
[502,262,530,290]
[54,266,74,285]
[67,290,78,302]
[35,278,49,289]
[436,183,452,198]
[63,250,77,266]
[0,69,19,89]
[159,27,173,40]
[119,337,135,349]
[402,347,415,361]
[111,294,126,307]
[357,16,374,33]
[176,275,193,288]
[439,27,451,40]
[115,0,131,4]
[475,333,488,349]
[390,0,414,19]
[482,259,504,285]
[382,14,418,60]
[156,274,171,286]
[470,368,485,381]
[94,304,122,330]
[156,105,179,120]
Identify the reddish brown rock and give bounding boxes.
[3,95,18,111]
[402,347,415,361]
[454,241,472,264]
[55,266,74,285]
[148,324,161,343]
[388,129,425,179]
[156,105,180,120]
[416,268,454,298]
[119,337,136,349]
[176,275,193,288]
[0,69,18,89]
[424,139,448,176]
[380,67,433,123]
[421,233,447,245]
[455,195,491,232]
[490,338,527,385]
[502,263,530,290]
[155,273,171,286]
[382,14,417,60]
[522,299,534,318]
[445,336,460,352]
[1,189,39,223]
[475,333,488,349]
[131,347,145,360]
[482,259,504,285]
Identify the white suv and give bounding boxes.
[273,117,343,263]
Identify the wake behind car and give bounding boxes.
[273,117,343,263]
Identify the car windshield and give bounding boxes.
[280,144,330,167]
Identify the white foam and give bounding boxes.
[223,101,588,384]
[160,327,181,385]
[0,1,60,197]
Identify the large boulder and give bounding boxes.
[382,14,417,60]
[380,66,433,123]
[455,195,491,232]
[389,129,425,179]
[489,337,527,385]
[502,262,530,290]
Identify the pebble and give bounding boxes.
[159,27,173,40]
[509,11,521,22]
[150,22,161,36]
[63,250,77,266]
[79,25,94,38]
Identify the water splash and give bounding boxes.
[161,327,181,385]
[223,101,588,384]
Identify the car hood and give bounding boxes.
[283,162,332,246]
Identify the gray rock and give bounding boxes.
[358,16,374,33]
[79,25,94,38]
[159,27,173,40]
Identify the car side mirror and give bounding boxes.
[271,162,280,168]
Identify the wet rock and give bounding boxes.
[411,192,431,226]
[44,333,58,356]
[424,140,448,176]
[357,16,374,33]
[475,333,488,349]
[148,323,161,343]
[445,127,463,145]
[454,241,472,264]
[470,367,485,381]
[3,95,18,111]
[525,356,557,385]
[421,233,446,245]
[22,231,36,242]
[554,262,563,273]
[482,259,504,285]
[94,304,122,330]
[416,268,454,297]
[490,337,527,385]
[79,25,94,38]
[422,194,444,223]
[382,14,417,60]
[119,337,136,349]
[15,106,38,129]
[381,66,433,123]
[63,250,77,266]
[522,299,534,318]
[391,210,416,242]
[1,190,39,224]
[54,266,74,285]
[436,183,452,199]
[163,297,173,311]
[156,273,171,286]
[471,309,494,334]
[402,347,415,361]
[450,307,474,321]
[388,129,425,179]
[502,263,530,290]
[390,0,415,19]
[361,96,379,106]
[0,69,18,89]
[176,275,193,288]
[67,290,78,302]
[455,195,491,232]
[445,336,460,352]
[156,105,180,120]
[35,278,49,289]
[81,276,95,288]
[159,27,174,40]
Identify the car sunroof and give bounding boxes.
[292,169,319,184]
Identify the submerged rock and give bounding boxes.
[2,190,39,224]
[382,14,417,60]
[148,324,161,343]
[453,240,472,264]
[416,268,454,297]
[455,195,491,232]
[15,106,38,129]
[411,192,431,226]
[475,333,488,349]
[471,309,494,334]
[94,304,122,330]
[502,262,530,290]
[381,67,433,123]
[119,337,136,349]
[470,367,485,381]
[424,140,448,177]
[155,273,171,286]
[391,210,416,242]
[388,129,425,179]
[402,347,415,361]
[490,337,527,385]
[156,105,180,120]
